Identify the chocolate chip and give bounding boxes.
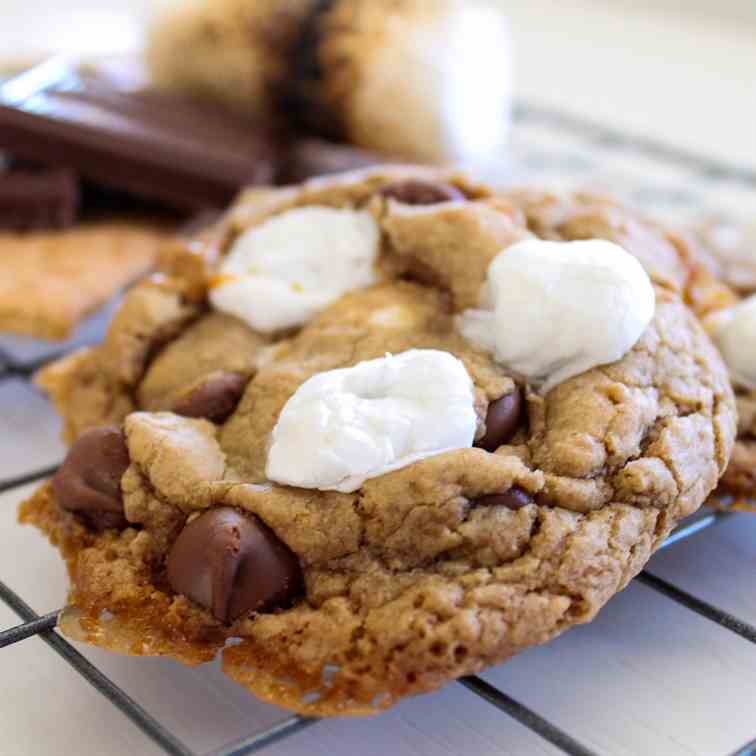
[0,165,79,230]
[476,387,524,452]
[52,427,130,531]
[172,372,248,423]
[476,487,533,510]
[380,179,465,205]
[166,507,302,623]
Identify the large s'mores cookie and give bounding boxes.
[22,168,735,714]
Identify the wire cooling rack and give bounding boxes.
[2,102,756,756]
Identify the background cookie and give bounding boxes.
[504,188,756,511]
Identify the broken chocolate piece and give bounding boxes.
[279,138,390,183]
[0,165,78,230]
[0,60,278,211]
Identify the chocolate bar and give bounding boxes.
[0,60,279,211]
[0,165,78,230]
[279,138,392,184]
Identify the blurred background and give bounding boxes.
[0,0,754,169]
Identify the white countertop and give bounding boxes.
[509,0,756,170]
[2,2,756,755]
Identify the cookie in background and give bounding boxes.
[682,219,756,511]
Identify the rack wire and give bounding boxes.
[2,103,756,756]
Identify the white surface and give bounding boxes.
[0,379,64,479]
[508,0,756,170]
[457,239,655,392]
[267,350,477,492]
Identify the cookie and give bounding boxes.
[147,0,511,163]
[22,168,735,715]
[507,189,756,510]
[0,220,172,341]
[684,225,756,508]
[692,218,756,295]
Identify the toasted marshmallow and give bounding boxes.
[710,295,756,390]
[457,239,655,392]
[209,206,380,333]
[266,349,477,493]
[347,1,511,164]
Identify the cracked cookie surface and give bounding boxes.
[507,188,755,509]
[21,168,736,715]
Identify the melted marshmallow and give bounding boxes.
[457,239,655,392]
[209,206,379,333]
[266,349,477,493]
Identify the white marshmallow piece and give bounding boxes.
[457,239,655,392]
[350,1,512,164]
[209,206,380,333]
[710,295,756,390]
[266,349,477,493]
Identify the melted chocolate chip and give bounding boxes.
[380,179,465,205]
[476,487,533,510]
[52,427,130,531]
[172,372,248,423]
[476,387,523,452]
[166,507,302,623]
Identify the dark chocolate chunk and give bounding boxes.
[0,60,278,211]
[476,387,523,452]
[167,507,302,623]
[172,372,248,423]
[279,138,390,183]
[0,165,78,230]
[475,487,533,511]
[380,179,465,205]
[52,426,130,531]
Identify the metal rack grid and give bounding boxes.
[2,103,756,756]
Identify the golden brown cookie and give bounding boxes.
[22,168,736,715]
[506,188,756,511]
[0,220,172,340]
[681,220,756,510]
